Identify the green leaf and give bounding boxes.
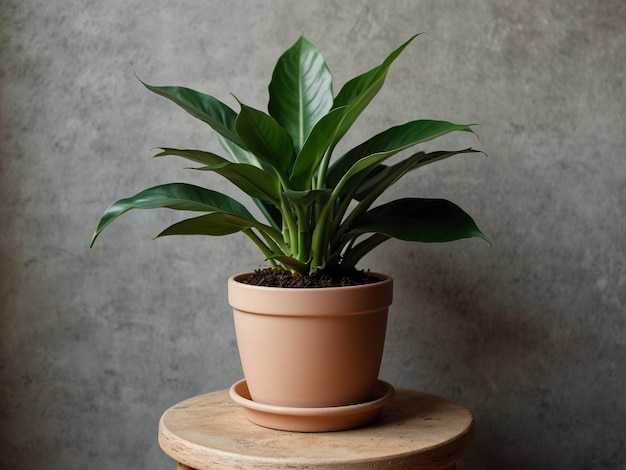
[329,34,421,144]
[350,198,490,244]
[292,35,417,193]
[328,120,476,188]
[140,80,246,148]
[268,35,333,153]
[289,34,420,191]
[195,163,281,205]
[154,148,281,204]
[332,67,379,110]
[235,102,295,177]
[289,106,349,189]
[334,149,482,245]
[153,147,226,166]
[216,135,284,228]
[217,135,261,167]
[353,148,481,201]
[156,212,264,237]
[90,183,253,246]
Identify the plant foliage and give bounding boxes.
[91,34,489,275]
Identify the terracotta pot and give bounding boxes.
[228,272,393,408]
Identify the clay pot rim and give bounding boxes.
[229,271,392,292]
[228,271,393,315]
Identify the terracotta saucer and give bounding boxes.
[229,379,395,432]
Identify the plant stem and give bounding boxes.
[294,204,311,263]
[315,148,333,190]
[310,196,335,273]
[279,197,298,256]
[341,233,390,269]
[243,229,279,268]
[329,170,373,249]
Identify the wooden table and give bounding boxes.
[158,388,474,470]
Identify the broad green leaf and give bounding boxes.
[194,163,281,205]
[90,183,253,246]
[140,80,245,148]
[215,136,283,228]
[153,147,227,166]
[235,102,295,177]
[328,120,476,188]
[334,149,481,243]
[290,106,349,189]
[332,67,378,110]
[218,137,285,228]
[350,198,490,244]
[328,34,420,145]
[217,134,284,226]
[156,212,266,237]
[268,35,333,153]
[332,152,397,198]
[288,35,420,192]
[353,148,481,201]
[217,135,263,168]
[154,148,281,204]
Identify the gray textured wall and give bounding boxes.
[1,1,624,469]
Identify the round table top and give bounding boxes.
[159,387,474,470]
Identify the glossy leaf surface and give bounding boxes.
[154,148,280,204]
[141,81,244,148]
[353,148,481,202]
[90,183,253,246]
[156,212,264,237]
[329,35,420,144]
[92,35,490,275]
[328,120,476,187]
[235,103,295,177]
[351,198,490,243]
[268,36,333,152]
[289,106,349,189]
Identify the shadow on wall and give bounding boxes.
[393,260,542,468]
[386,245,619,469]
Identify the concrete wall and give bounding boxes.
[1,1,624,468]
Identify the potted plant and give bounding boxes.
[91,34,489,431]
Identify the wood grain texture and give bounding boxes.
[159,388,473,469]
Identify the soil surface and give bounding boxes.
[241,268,381,288]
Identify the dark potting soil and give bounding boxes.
[241,268,381,288]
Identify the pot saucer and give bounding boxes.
[229,379,395,432]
